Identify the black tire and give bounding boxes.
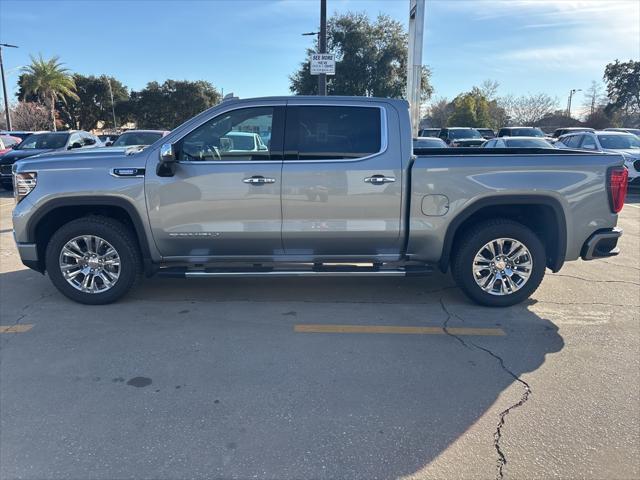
[45,216,141,305]
[452,219,546,307]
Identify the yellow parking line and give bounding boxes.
[294,324,505,336]
[0,324,33,334]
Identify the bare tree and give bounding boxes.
[0,102,51,131]
[479,79,500,100]
[582,80,605,115]
[499,93,558,125]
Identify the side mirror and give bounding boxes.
[157,143,177,177]
[105,141,113,147]
[68,142,82,150]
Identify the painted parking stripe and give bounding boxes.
[294,324,505,336]
[0,324,33,334]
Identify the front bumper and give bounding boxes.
[15,241,43,272]
[581,228,622,260]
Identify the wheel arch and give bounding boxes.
[26,196,154,275]
[439,195,567,273]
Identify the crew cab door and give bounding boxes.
[145,104,285,258]
[281,102,403,258]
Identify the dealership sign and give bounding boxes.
[310,54,336,75]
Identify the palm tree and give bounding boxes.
[21,55,79,131]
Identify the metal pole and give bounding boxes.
[107,78,117,130]
[318,0,327,96]
[0,44,19,131]
[407,0,425,137]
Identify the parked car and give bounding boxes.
[111,130,169,147]
[0,135,22,156]
[556,130,640,184]
[98,134,120,145]
[10,96,627,308]
[477,128,496,139]
[0,130,101,189]
[417,128,441,138]
[413,137,448,149]
[0,130,46,141]
[438,128,485,147]
[552,127,594,138]
[604,128,640,137]
[482,137,554,149]
[497,127,545,138]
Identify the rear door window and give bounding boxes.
[285,106,382,160]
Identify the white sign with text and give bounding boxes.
[310,54,336,75]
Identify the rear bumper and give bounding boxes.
[581,227,622,260]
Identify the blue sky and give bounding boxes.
[1,0,638,113]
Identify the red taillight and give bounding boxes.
[608,167,628,213]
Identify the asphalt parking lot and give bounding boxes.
[1,190,639,480]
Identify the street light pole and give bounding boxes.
[318,0,327,96]
[0,43,18,131]
[106,77,118,130]
[567,88,581,118]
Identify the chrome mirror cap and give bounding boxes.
[160,143,175,163]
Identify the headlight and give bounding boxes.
[13,172,37,203]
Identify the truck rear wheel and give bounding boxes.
[452,219,545,307]
[45,216,141,305]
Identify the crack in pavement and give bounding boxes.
[548,273,639,286]
[439,298,531,480]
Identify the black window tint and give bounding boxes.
[288,106,381,160]
[178,107,276,161]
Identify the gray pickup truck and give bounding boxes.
[11,96,628,306]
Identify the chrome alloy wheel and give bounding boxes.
[58,235,121,293]
[472,237,533,296]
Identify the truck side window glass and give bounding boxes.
[178,107,274,161]
[580,136,596,150]
[289,106,381,160]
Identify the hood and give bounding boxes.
[603,148,640,159]
[0,148,55,164]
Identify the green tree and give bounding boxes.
[603,59,640,125]
[448,89,492,127]
[131,80,221,129]
[57,74,129,130]
[19,55,79,131]
[290,12,432,101]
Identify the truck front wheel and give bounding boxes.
[45,216,141,305]
[452,219,546,307]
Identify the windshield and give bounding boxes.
[449,129,482,139]
[113,132,162,146]
[509,128,544,137]
[597,134,640,149]
[506,138,553,148]
[16,133,69,150]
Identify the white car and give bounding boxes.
[556,131,640,184]
[482,136,555,149]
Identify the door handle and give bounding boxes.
[243,176,276,185]
[364,175,396,185]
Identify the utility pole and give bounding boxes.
[318,0,327,96]
[407,0,425,137]
[0,43,18,131]
[106,77,117,130]
[566,88,581,117]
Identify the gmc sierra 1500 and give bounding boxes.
[11,96,628,306]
